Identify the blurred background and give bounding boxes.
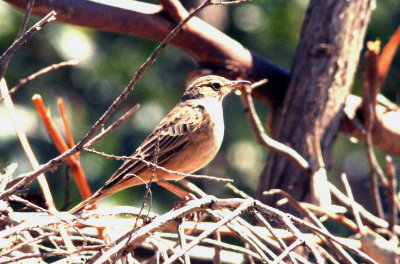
[0,0,399,213]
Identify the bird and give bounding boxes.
[69,75,250,213]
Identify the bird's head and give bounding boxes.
[182,75,250,102]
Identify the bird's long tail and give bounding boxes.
[68,188,107,214]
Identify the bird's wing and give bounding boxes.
[104,102,207,186]
[69,103,209,213]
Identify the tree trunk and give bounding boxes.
[256,0,376,206]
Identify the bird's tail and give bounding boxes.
[68,188,106,214]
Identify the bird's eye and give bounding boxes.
[211,82,221,90]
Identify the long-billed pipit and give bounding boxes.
[69,75,250,213]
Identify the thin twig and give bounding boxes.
[0,60,79,103]
[163,199,255,264]
[83,147,233,182]
[225,183,250,198]
[0,163,18,192]
[0,0,36,80]
[238,82,310,175]
[7,195,87,254]
[341,173,365,233]
[177,219,191,264]
[84,104,140,147]
[0,232,56,258]
[225,184,297,263]
[212,230,222,264]
[252,210,297,264]
[329,182,400,235]
[158,232,261,260]
[87,196,218,264]
[385,155,398,234]
[264,189,358,264]
[278,214,324,264]
[362,44,385,217]
[300,202,358,233]
[181,181,275,261]
[271,239,302,264]
[17,0,36,37]
[58,98,76,148]
[0,80,55,209]
[253,201,378,264]
[0,11,56,67]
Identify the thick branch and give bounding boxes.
[3,0,289,104]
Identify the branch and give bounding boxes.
[3,0,289,104]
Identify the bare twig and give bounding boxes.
[271,239,302,264]
[57,98,76,148]
[0,0,35,80]
[83,147,233,183]
[253,201,378,264]
[329,182,400,235]
[17,0,36,37]
[0,232,56,258]
[158,232,261,260]
[386,156,398,234]
[225,183,251,199]
[300,203,358,233]
[212,230,222,264]
[176,218,191,264]
[238,82,310,175]
[84,104,140,147]
[362,42,385,217]
[0,60,79,103]
[0,80,55,208]
[264,189,357,264]
[341,173,365,233]
[163,199,255,264]
[0,11,56,67]
[225,184,298,263]
[181,181,289,262]
[252,210,297,264]
[0,163,18,192]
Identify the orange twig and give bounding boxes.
[57,98,75,148]
[32,94,94,205]
[378,25,400,85]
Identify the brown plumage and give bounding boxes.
[69,75,250,213]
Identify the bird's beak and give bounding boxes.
[229,80,251,89]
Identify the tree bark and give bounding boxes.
[256,0,376,205]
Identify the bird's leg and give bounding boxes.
[156,180,196,200]
[156,180,201,221]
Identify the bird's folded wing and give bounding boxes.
[104,103,207,186]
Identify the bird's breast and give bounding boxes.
[201,98,225,148]
[178,98,225,173]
